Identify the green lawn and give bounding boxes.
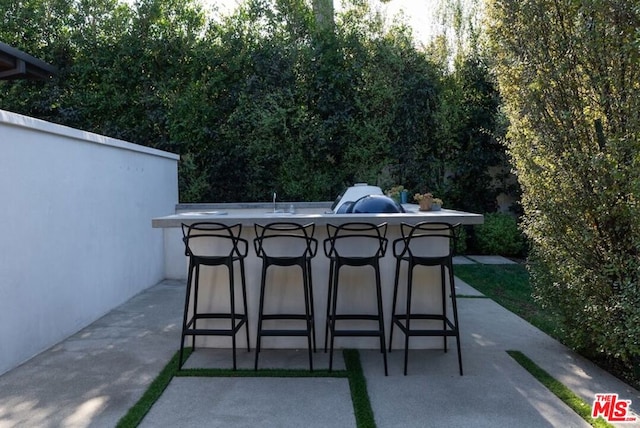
[454,263,620,428]
[117,349,374,428]
[454,263,563,341]
[455,262,640,394]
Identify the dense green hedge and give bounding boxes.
[0,0,512,210]
[489,0,640,370]
[474,213,525,257]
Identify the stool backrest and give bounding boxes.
[393,222,458,259]
[324,222,388,259]
[253,222,317,258]
[181,222,247,259]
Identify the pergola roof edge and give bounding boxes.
[0,41,57,80]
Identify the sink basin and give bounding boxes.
[265,211,293,216]
[179,211,228,216]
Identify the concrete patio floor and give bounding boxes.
[1,258,639,427]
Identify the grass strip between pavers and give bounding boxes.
[507,350,613,428]
[117,348,375,428]
[344,349,377,428]
[116,349,185,428]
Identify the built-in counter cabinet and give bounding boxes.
[152,204,483,350]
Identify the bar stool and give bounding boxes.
[389,221,463,375]
[324,222,388,375]
[179,222,250,370]
[253,222,317,370]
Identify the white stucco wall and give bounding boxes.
[0,110,179,375]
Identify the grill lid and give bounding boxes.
[349,194,405,213]
[331,183,384,213]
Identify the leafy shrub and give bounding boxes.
[453,225,468,255]
[488,0,640,369]
[474,212,525,256]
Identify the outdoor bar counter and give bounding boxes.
[152,202,483,350]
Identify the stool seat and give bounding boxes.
[179,222,250,370]
[253,222,317,370]
[389,222,463,375]
[324,222,389,375]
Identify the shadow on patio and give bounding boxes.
[1,269,638,427]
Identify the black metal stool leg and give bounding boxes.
[328,265,340,372]
[192,264,200,351]
[307,259,317,352]
[403,264,414,376]
[374,260,388,376]
[179,263,195,369]
[240,260,250,352]
[254,263,268,371]
[441,265,448,353]
[448,262,463,375]
[324,260,334,353]
[229,263,237,370]
[389,258,402,353]
[302,265,313,371]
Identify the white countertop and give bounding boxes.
[152,204,484,228]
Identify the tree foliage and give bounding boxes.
[488,0,640,368]
[427,0,512,214]
[0,0,509,212]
